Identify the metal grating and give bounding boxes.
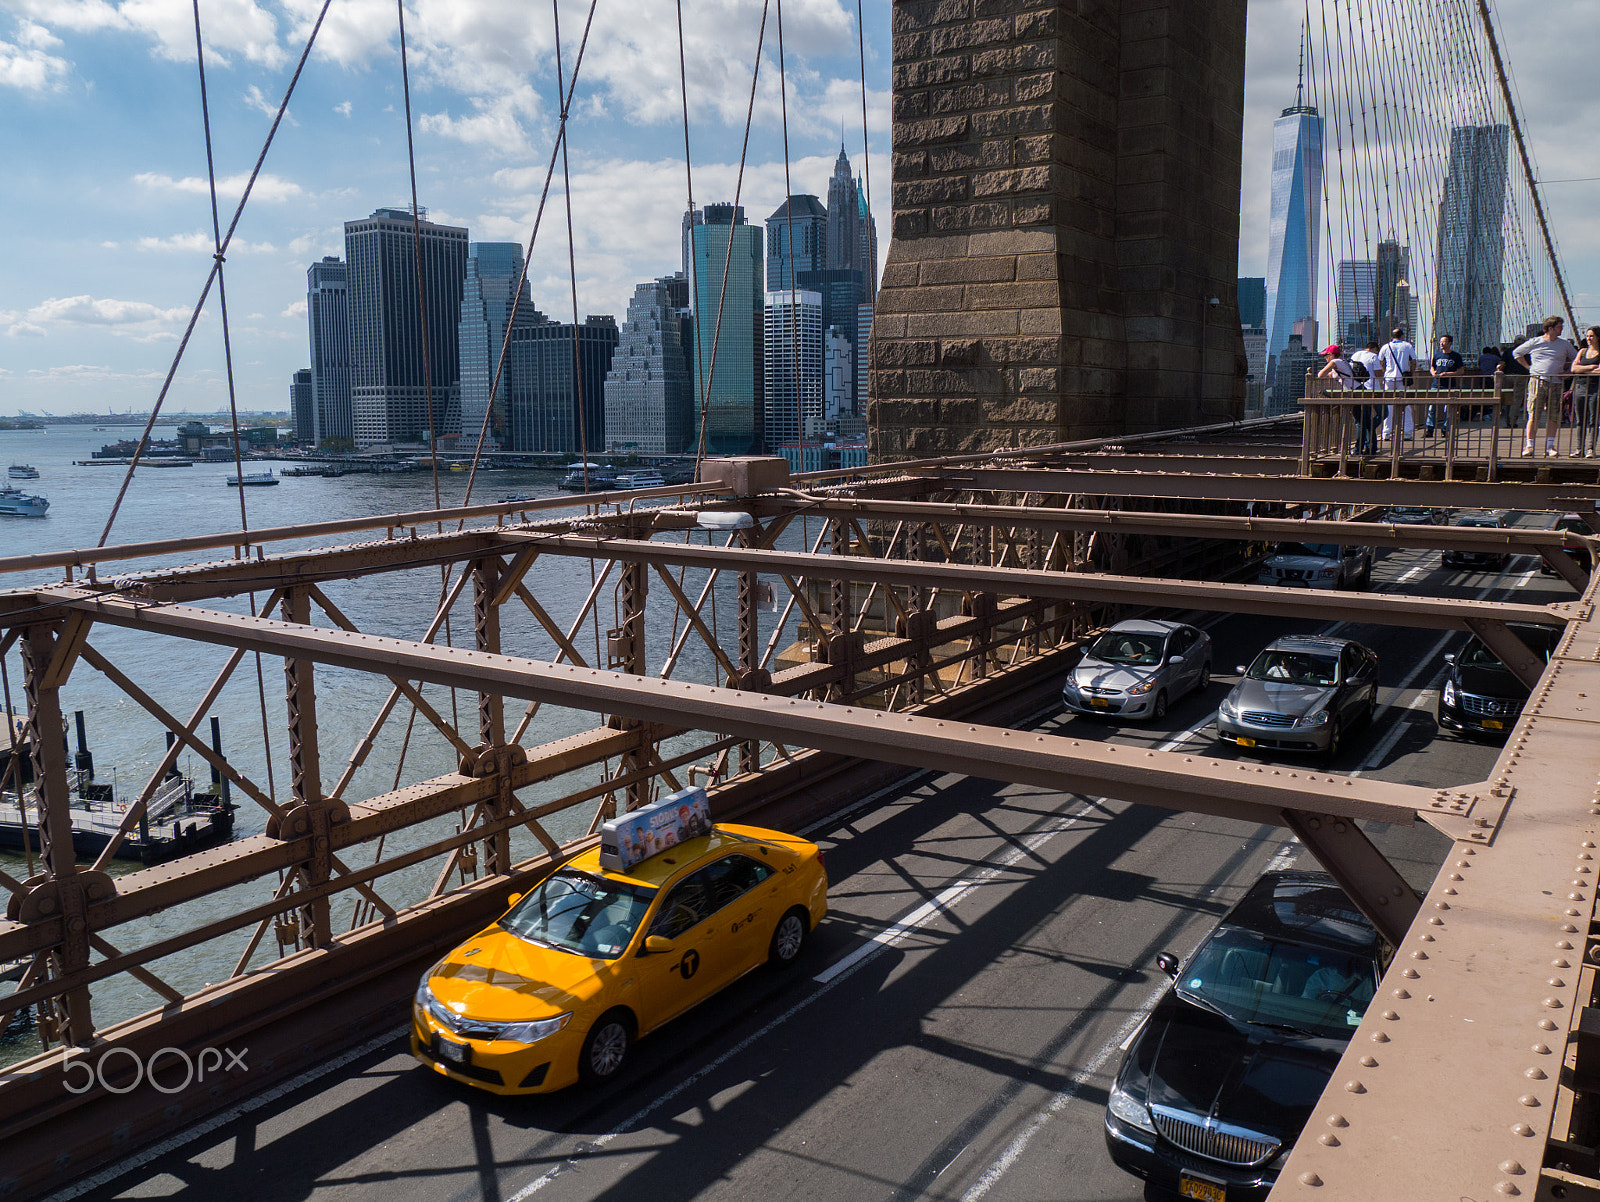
[1152,1106,1279,1167]
[1459,692,1520,718]
[1240,710,1296,727]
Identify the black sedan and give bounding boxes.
[1438,622,1561,738]
[1104,871,1385,1202]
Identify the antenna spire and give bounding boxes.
[1296,22,1305,108]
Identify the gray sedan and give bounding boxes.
[1062,619,1212,721]
[1216,635,1379,758]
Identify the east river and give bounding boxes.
[0,423,805,1063]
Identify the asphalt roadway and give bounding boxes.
[63,533,1571,1202]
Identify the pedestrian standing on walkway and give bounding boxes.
[1378,327,1418,442]
[1572,325,1600,459]
[1350,339,1383,453]
[1513,316,1578,457]
[1317,345,1358,454]
[1426,334,1463,436]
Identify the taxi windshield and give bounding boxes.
[1087,631,1165,665]
[1177,927,1375,1039]
[500,870,657,960]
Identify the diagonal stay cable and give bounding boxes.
[693,0,772,478]
[192,0,277,802]
[98,0,334,549]
[457,0,601,516]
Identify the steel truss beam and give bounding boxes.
[918,467,1600,510]
[494,533,1567,635]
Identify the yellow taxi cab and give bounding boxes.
[411,800,827,1096]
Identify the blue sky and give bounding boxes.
[0,0,1594,416]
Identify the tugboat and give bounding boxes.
[0,712,235,865]
[0,486,48,517]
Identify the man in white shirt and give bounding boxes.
[1378,327,1417,441]
[1349,339,1383,453]
[1513,315,1578,457]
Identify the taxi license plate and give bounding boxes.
[1179,1176,1225,1202]
[1089,698,1112,709]
[435,1036,469,1066]
[1483,718,1504,730]
[1235,736,1256,748]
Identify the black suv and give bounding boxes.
[1438,622,1561,738]
[1104,871,1386,1201]
[1441,509,1512,570]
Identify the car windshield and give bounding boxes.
[499,870,657,960]
[1247,650,1339,686]
[1272,542,1341,559]
[1389,507,1430,519]
[1459,631,1558,672]
[1457,514,1499,527]
[1177,926,1375,1038]
[1087,631,1165,665]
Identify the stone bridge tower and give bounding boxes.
[869,0,1248,459]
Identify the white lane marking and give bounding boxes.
[47,1026,407,1200]
[1349,673,1443,778]
[813,876,981,985]
[1396,562,1429,584]
[958,838,1299,1202]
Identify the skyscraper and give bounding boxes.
[856,178,879,297]
[458,243,545,450]
[763,290,823,453]
[1336,260,1377,345]
[1265,44,1324,375]
[1433,124,1509,354]
[825,147,861,275]
[506,316,619,453]
[1237,277,1266,331]
[689,203,763,456]
[344,207,469,448]
[605,275,694,455]
[290,368,314,443]
[766,196,827,293]
[306,257,351,446]
[1238,278,1267,415]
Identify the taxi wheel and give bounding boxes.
[579,1009,633,1085]
[768,907,810,968]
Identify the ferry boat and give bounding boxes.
[558,463,616,491]
[225,470,279,486]
[614,470,666,490]
[0,486,48,517]
[8,464,39,479]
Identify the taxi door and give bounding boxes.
[633,870,724,1031]
[701,853,779,978]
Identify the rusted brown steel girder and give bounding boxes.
[35,590,1430,841]
[742,495,1598,564]
[921,467,1600,510]
[1277,575,1600,1200]
[494,533,1569,635]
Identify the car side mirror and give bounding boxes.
[1443,654,1456,665]
[642,935,675,956]
[1235,665,1247,676]
[1168,656,1181,665]
[1155,952,1180,979]
[506,893,524,909]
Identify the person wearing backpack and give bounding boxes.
[1378,327,1417,442]
[1349,340,1382,453]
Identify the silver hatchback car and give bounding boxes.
[1216,635,1379,758]
[1062,619,1213,721]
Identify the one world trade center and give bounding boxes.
[1265,44,1323,378]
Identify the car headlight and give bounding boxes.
[1297,709,1331,727]
[496,1013,573,1044]
[1317,567,1337,577]
[1218,694,1238,718]
[1126,679,1156,696]
[415,979,455,1029]
[1442,678,1456,705]
[1108,1080,1156,1134]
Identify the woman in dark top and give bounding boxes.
[1573,327,1600,459]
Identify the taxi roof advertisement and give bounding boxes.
[597,787,713,873]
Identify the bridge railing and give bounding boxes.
[1299,369,1600,477]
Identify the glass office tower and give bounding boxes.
[1265,80,1323,374]
[689,203,763,456]
[1433,124,1509,356]
[458,243,544,449]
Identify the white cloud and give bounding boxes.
[281,298,307,318]
[333,99,351,116]
[0,22,69,90]
[5,321,47,338]
[243,82,293,124]
[17,294,191,341]
[134,231,278,254]
[288,231,340,259]
[11,0,286,67]
[134,169,304,203]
